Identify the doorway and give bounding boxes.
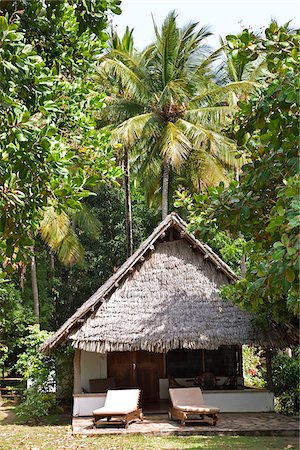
[107,351,165,404]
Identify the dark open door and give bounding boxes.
[107,351,165,404]
[135,351,164,403]
[107,351,136,388]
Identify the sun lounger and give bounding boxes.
[169,387,219,426]
[93,389,143,428]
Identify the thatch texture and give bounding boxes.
[70,239,288,352]
[41,213,290,354]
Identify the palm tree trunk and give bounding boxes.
[162,160,170,219]
[30,246,39,324]
[50,251,55,271]
[124,149,133,256]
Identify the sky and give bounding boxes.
[113,0,299,50]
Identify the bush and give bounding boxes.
[242,346,266,388]
[272,352,299,415]
[15,386,56,424]
[275,388,299,416]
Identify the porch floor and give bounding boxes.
[72,412,299,436]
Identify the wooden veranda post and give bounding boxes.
[265,346,274,392]
[73,348,81,394]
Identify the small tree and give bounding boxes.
[14,325,55,423]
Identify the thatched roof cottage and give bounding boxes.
[41,213,290,415]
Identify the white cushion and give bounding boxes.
[169,387,219,414]
[93,389,140,415]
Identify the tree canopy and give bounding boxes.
[96,11,254,218]
[0,2,122,267]
[177,22,299,327]
[0,4,299,407]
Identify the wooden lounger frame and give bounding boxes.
[93,389,144,428]
[169,406,218,426]
[93,408,144,428]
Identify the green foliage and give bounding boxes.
[242,346,299,415]
[15,325,54,386]
[1,0,121,65]
[14,325,60,423]
[174,187,246,274]
[178,23,300,324]
[15,385,56,424]
[272,352,300,415]
[218,28,265,84]
[274,389,299,416]
[0,277,34,372]
[272,352,299,395]
[54,346,74,401]
[97,12,254,213]
[0,15,121,267]
[242,346,266,388]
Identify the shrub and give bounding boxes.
[275,389,299,416]
[15,386,56,424]
[272,352,299,415]
[242,345,266,388]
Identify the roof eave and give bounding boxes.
[40,212,238,353]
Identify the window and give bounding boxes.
[166,346,238,378]
[166,349,203,377]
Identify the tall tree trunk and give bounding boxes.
[235,168,247,276]
[265,346,274,392]
[30,246,39,324]
[162,160,170,220]
[50,251,55,272]
[124,149,133,256]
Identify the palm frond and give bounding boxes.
[57,228,84,266]
[137,156,162,208]
[73,205,101,240]
[178,23,213,70]
[96,59,150,103]
[177,118,239,168]
[160,12,180,86]
[39,207,70,252]
[184,150,230,191]
[185,105,236,130]
[111,113,154,147]
[97,98,145,127]
[39,207,84,266]
[193,80,257,103]
[160,122,191,170]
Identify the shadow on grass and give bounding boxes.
[0,403,71,427]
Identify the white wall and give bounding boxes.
[160,379,274,412]
[73,394,106,416]
[203,390,274,412]
[80,351,107,392]
[159,377,244,399]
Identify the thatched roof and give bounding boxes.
[41,213,290,354]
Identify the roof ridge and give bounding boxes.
[40,212,237,353]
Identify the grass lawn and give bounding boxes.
[0,407,299,450]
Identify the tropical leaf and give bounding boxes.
[39,207,70,252]
[56,228,84,266]
[193,80,257,103]
[160,122,191,170]
[74,204,101,239]
[111,113,153,147]
[96,59,150,102]
[96,13,256,215]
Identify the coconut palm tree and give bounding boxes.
[97,11,254,219]
[100,26,136,256]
